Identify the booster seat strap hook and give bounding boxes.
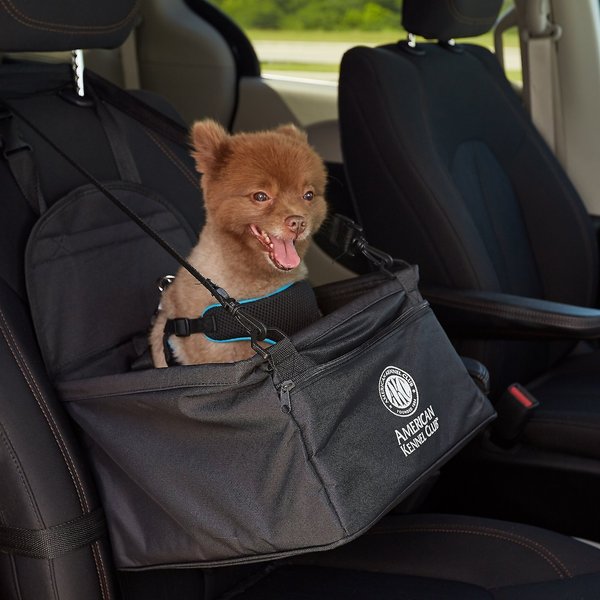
[326,213,395,278]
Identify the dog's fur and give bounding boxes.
[149,119,327,367]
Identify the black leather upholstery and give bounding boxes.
[119,514,600,599]
[245,569,600,600]
[296,514,600,590]
[0,61,205,598]
[0,277,116,599]
[424,286,600,339]
[0,0,139,51]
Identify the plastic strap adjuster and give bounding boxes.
[172,318,191,337]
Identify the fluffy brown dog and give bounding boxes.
[149,119,327,367]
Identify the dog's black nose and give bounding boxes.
[285,215,306,234]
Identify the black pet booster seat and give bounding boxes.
[0,15,495,570]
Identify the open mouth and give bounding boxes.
[249,224,301,271]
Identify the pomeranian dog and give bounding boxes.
[149,119,327,367]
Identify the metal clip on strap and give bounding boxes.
[353,238,395,274]
[211,287,274,359]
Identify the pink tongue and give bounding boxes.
[270,236,301,269]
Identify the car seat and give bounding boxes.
[339,0,600,398]
[2,1,600,599]
[338,0,600,525]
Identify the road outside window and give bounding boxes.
[208,0,521,84]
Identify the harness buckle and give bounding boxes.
[172,318,191,337]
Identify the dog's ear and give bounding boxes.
[191,119,230,174]
[276,123,308,142]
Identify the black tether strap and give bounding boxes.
[91,88,142,184]
[0,108,46,215]
[86,71,189,148]
[0,508,106,560]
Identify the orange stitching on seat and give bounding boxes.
[0,0,139,34]
[92,543,110,600]
[0,307,89,512]
[371,526,572,578]
[0,307,112,596]
[0,425,41,523]
[143,127,201,192]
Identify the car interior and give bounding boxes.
[2,0,600,599]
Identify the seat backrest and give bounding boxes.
[338,0,599,394]
[0,2,205,598]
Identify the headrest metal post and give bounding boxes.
[71,50,85,97]
[407,32,417,48]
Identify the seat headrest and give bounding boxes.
[0,0,139,52]
[402,0,503,41]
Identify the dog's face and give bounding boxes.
[191,120,327,272]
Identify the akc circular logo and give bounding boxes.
[378,366,419,417]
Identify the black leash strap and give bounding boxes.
[0,107,47,215]
[90,87,142,184]
[0,99,272,359]
[0,508,106,559]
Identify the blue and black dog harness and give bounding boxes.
[162,279,321,364]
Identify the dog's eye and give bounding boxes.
[303,191,314,201]
[253,192,270,202]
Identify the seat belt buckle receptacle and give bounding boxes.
[492,383,539,446]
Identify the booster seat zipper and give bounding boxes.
[278,380,295,413]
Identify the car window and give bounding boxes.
[208,0,521,85]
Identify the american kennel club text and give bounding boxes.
[378,366,440,457]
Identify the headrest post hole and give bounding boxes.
[398,32,425,56]
[438,38,464,54]
[71,49,85,97]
